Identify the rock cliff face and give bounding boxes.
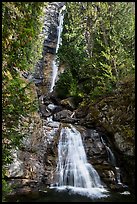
[7,2,65,193]
[34,2,65,96]
[35,93,131,192]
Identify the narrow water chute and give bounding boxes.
[50,5,66,92]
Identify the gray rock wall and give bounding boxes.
[34,2,65,96]
[7,2,65,193]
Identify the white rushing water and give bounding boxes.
[51,125,108,198]
[101,136,123,185]
[50,5,66,92]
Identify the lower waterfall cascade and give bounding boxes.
[50,124,109,198]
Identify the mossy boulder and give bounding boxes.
[81,77,135,157]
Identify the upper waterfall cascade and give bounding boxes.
[50,5,66,92]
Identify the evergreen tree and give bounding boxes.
[2,2,47,200]
[56,2,135,100]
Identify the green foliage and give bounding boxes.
[2,179,12,202]
[2,2,45,72]
[55,68,78,99]
[2,166,13,202]
[2,2,47,199]
[56,2,135,102]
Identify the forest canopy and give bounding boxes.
[55,2,135,100]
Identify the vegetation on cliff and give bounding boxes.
[2,2,47,199]
[55,2,135,101]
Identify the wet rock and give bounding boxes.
[43,95,52,105]
[53,106,63,114]
[47,103,58,111]
[61,118,78,124]
[110,183,128,192]
[46,120,60,128]
[43,45,56,54]
[53,109,72,121]
[60,97,76,110]
[75,107,88,118]
[52,109,79,124]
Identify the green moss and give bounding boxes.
[121,126,134,139]
[89,105,100,120]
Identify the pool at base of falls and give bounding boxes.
[5,188,135,202]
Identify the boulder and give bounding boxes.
[53,109,72,121]
[114,132,134,156]
[60,97,76,110]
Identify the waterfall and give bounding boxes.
[115,167,122,185]
[50,5,66,92]
[106,146,116,166]
[101,136,122,185]
[51,124,108,198]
